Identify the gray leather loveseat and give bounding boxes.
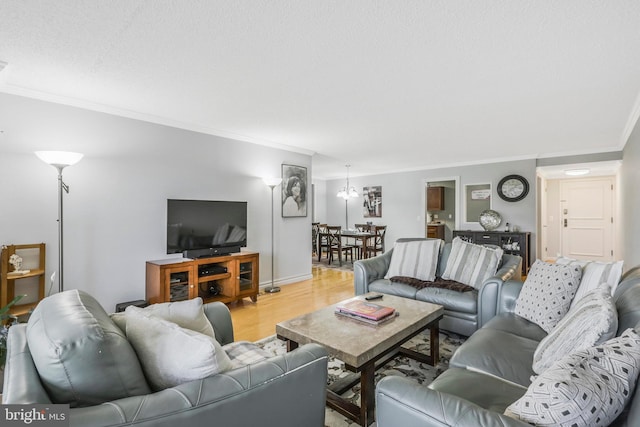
[375,267,640,427]
[2,290,329,427]
[354,238,522,336]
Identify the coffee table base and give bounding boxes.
[278,318,441,427]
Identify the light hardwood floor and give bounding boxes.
[228,265,355,342]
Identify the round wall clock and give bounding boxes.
[497,175,529,202]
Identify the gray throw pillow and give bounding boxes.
[506,328,640,427]
[532,286,618,375]
[125,307,233,391]
[111,297,215,339]
[514,259,582,333]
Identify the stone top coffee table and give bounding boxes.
[276,293,443,427]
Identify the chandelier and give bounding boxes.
[336,164,359,199]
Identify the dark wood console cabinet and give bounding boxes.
[453,230,530,277]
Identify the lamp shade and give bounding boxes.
[35,151,84,167]
[263,177,282,187]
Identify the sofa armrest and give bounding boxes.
[476,254,522,328]
[7,339,328,427]
[497,280,525,314]
[2,324,52,405]
[203,301,234,345]
[353,249,394,295]
[375,376,528,427]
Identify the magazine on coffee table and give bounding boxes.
[335,309,399,325]
[335,299,396,321]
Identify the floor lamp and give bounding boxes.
[35,151,84,294]
[263,177,282,293]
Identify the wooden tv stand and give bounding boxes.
[145,251,259,305]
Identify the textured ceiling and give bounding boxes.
[1,1,640,179]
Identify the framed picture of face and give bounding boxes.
[282,164,308,217]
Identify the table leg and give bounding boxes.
[430,323,439,365]
[359,362,376,426]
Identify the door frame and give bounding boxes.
[537,166,621,262]
[423,176,461,241]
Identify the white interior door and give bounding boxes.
[560,177,615,261]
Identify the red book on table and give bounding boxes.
[335,299,395,321]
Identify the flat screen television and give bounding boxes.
[167,199,248,255]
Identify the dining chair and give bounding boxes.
[352,224,371,259]
[326,226,354,266]
[367,225,387,257]
[312,222,320,255]
[317,224,330,262]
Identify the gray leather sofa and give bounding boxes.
[2,292,329,427]
[375,267,640,427]
[354,238,522,336]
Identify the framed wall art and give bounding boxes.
[282,164,308,217]
[363,186,382,218]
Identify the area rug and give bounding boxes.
[256,330,465,427]
[313,256,355,272]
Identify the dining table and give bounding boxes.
[341,229,376,260]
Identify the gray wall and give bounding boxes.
[0,93,312,312]
[623,117,640,268]
[322,159,538,258]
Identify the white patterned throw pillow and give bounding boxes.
[532,286,618,375]
[441,237,504,289]
[514,260,582,333]
[384,239,442,282]
[506,328,640,427]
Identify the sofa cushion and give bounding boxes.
[532,287,618,375]
[415,287,478,314]
[450,327,539,387]
[369,279,418,299]
[506,328,640,427]
[442,237,503,289]
[125,306,233,391]
[111,297,215,339]
[384,239,442,282]
[514,259,582,333]
[482,313,548,342]
[26,290,151,407]
[429,367,527,413]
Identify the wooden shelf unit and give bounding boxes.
[146,251,259,305]
[1,243,46,317]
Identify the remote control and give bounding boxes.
[365,294,383,301]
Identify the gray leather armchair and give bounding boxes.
[3,293,329,427]
[354,238,522,336]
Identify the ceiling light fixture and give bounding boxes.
[564,168,590,176]
[336,164,358,200]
